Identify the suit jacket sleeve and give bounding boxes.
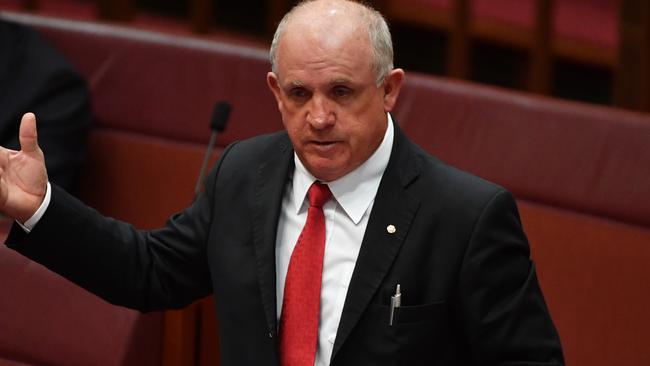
[3,142,242,312]
[458,189,564,365]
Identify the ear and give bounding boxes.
[382,68,405,113]
[267,72,284,112]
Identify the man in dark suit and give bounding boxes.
[0,18,91,191]
[1,0,564,365]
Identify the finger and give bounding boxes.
[0,149,7,186]
[0,147,8,167]
[0,144,13,175]
[19,112,40,153]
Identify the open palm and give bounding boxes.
[0,113,48,223]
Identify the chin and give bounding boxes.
[307,164,344,182]
[302,154,351,181]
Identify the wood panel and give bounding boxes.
[615,0,650,111]
[529,0,553,94]
[519,199,650,366]
[77,130,222,366]
[190,0,213,33]
[96,0,134,21]
[448,0,470,78]
[21,0,39,10]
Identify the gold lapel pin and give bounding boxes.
[386,225,396,234]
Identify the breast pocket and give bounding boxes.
[391,300,445,325]
[356,300,448,365]
[390,300,448,366]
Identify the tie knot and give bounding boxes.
[308,182,332,208]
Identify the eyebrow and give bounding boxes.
[283,78,354,89]
[329,78,352,85]
[285,80,305,88]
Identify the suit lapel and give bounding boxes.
[332,125,421,359]
[251,133,294,337]
[248,126,421,357]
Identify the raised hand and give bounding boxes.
[0,113,49,223]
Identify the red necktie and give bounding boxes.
[279,182,332,366]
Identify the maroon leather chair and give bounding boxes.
[0,224,162,366]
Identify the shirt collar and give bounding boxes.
[292,114,394,224]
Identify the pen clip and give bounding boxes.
[389,284,401,326]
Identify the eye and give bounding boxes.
[288,87,310,100]
[332,86,352,98]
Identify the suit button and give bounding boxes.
[268,331,273,338]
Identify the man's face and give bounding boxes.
[267,18,403,182]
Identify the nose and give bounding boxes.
[306,95,335,129]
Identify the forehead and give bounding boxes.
[276,11,374,84]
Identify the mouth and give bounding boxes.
[312,140,337,146]
[308,140,341,153]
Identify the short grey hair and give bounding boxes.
[269,0,394,86]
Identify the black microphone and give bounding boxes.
[210,101,231,132]
[195,101,231,199]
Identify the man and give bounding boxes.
[1,1,564,365]
[0,18,91,191]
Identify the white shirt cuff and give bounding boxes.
[17,182,52,233]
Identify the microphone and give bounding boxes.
[194,101,231,199]
[210,101,231,132]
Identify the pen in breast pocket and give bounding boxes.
[389,284,401,326]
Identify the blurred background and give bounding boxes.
[1,0,648,111]
[1,1,649,366]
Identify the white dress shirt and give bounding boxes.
[18,181,51,233]
[275,115,394,366]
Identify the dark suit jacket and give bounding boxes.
[0,19,91,190]
[7,124,564,365]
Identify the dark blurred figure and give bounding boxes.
[0,19,90,191]
[137,0,273,35]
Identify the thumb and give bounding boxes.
[19,112,40,153]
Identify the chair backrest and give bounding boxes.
[0,228,162,366]
[395,75,650,226]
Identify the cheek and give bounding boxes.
[350,116,386,154]
[278,94,302,117]
[279,107,301,131]
[282,116,308,149]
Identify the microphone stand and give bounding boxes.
[194,101,231,200]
